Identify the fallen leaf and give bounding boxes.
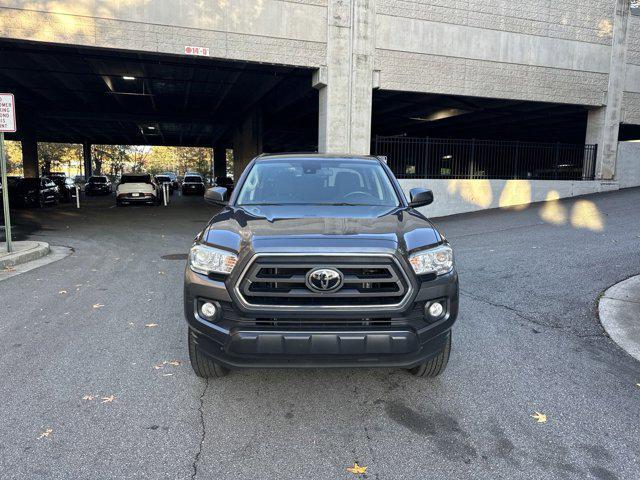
[101,395,116,404]
[159,271,166,275]
[37,428,53,439]
[153,363,164,370]
[2,266,15,272]
[167,361,181,366]
[531,411,547,423]
[636,383,640,388]
[59,290,67,295]
[163,373,174,377]
[346,463,367,475]
[92,303,104,309]
[145,323,158,328]
[128,322,134,326]
[82,395,95,401]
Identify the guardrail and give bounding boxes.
[373,136,597,181]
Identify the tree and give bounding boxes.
[38,143,81,176]
[4,141,23,175]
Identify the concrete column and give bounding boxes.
[21,137,38,178]
[83,142,92,179]
[232,111,262,180]
[213,146,227,179]
[586,0,630,180]
[314,0,375,155]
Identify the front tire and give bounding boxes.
[407,334,451,378]
[188,330,229,378]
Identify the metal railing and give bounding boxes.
[373,136,597,181]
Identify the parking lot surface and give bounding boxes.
[1,190,639,479]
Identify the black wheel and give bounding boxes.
[188,329,229,378]
[407,334,451,378]
[38,195,46,208]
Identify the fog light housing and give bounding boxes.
[425,301,445,320]
[200,302,218,319]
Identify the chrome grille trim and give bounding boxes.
[233,253,415,312]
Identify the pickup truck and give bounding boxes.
[184,154,458,378]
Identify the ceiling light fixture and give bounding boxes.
[410,108,471,122]
[122,76,136,81]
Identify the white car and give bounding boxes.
[116,174,160,206]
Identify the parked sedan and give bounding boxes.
[161,171,180,190]
[181,174,205,195]
[85,176,112,195]
[51,176,78,202]
[155,175,174,195]
[11,177,59,208]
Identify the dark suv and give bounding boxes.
[184,155,458,378]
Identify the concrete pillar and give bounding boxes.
[232,111,262,180]
[21,137,38,178]
[314,0,375,155]
[586,0,630,180]
[83,142,92,179]
[213,146,227,179]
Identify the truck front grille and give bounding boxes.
[235,254,413,311]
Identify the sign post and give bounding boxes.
[0,93,16,253]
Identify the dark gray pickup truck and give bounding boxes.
[184,154,458,378]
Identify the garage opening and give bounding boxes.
[371,90,596,180]
[0,39,319,179]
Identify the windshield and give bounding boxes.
[156,176,170,183]
[89,177,107,183]
[236,158,400,207]
[184,176,203,183]
[120,175,151,184]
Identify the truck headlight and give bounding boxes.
[409,244,454,276]
[189,244,237,275]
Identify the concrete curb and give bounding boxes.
[599,275,640,363]
[0,241,51,269]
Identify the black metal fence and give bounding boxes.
[373,136,597,181]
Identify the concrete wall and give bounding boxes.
[374,0,615,106]
[616,141,640,188]
[0,0,327,68]
[399,178,620,219]
[624,14,640,124]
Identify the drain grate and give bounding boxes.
[161,253,188,260]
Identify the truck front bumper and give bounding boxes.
[184,267,458,369]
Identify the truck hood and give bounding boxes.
[201,204,443,255]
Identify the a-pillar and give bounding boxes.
[585,0,629,180]
[313,0,375,155]
[83,142,92,180]
[232,111,262,180]
[21,136,38,178]
[213,146,227,179]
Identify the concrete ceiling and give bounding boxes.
[0,39,319,151]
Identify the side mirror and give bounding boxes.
[409,188,434,208]
[204,186,228,205]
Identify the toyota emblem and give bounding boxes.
[306,268,344,293]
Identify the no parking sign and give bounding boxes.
[0,93,16,132]
[1,92,16,252]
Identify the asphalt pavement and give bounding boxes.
[1,188,639,480]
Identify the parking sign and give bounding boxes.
[0,93,16,132]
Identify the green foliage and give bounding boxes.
[38,142,82,176]
[4,141,23,175]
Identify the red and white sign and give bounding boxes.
[184,46,209,57]
[0,93,16,132]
